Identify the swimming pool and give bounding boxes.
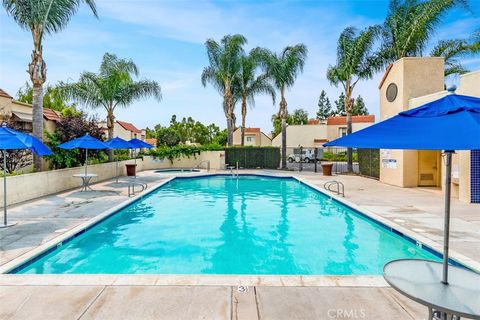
[15,175,439,275]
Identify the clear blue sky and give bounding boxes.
[1,0,479,133]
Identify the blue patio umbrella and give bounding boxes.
[324,89,480,284]
[0,123,53,227]
[105,137,135,183]
[129,138,153,177]
[58,134,108,178]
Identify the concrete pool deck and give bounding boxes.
[0,169,479,319]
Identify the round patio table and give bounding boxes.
[383,259,480,320]
[73,173,98,191]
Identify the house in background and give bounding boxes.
[232,127,272,146]
[271,115,375,150]
[145,138,157,148]
[100,120,146,141]
[0,88,61,134]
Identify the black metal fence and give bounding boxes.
[358,148,380,179]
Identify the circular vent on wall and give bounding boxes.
[386,83,398,102]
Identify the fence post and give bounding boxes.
[314,148,318,173]
[299,146,303,172]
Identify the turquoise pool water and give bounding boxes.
[16,176,439,275]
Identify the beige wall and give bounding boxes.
[379,57,445,188]
[1,151,225,207]
[326,122,373,142]
[232,129,271,146]
[379,58,476,202]
[272,124,327,148]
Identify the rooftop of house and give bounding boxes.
[43,108,61,122]
[0,88,13,99]
[145,138,157,147]
[117,120,141,133]
[327,115,375,125]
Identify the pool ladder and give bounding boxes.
[324,180,345,197]
[128,180,148,197]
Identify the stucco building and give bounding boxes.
[271,116,375,149]
[100,120,146,141]
[232,128,272,146]
[378,57,479,203]
[0,88,60,134]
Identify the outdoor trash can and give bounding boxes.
[321,163,333,176]
[126,164,137,176]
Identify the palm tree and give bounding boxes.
[235,52,276,146]
[201,34,247,146]
[3,0,98,171]
[60,52,162,161]
[254,45,307,169]
[327,26,380,172]
[430,38,480,77]
[379,0,468,68]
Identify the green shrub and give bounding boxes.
[225,147,280,169]
[147,144,224,162]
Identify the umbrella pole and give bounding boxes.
[85,149,88,177]
[3,151,7,226]
[442,151,453,284]
[116,155,119,183]
[134,149,137,178]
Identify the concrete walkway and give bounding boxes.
[1,170,479,319]
[1,285,427,320]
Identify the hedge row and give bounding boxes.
[225,147,280,169]
[358,148,380,179]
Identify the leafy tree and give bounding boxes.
[201,34,247,146]
[60,52,162,161]
[271,108,309,136]
[16,82,76,112]
[3,0,98,172]
[352,95,369,116]
[333,92,347,116]
[235,51,276,146]
[327,25,380,172]
[379,0,472,76]
[45,112,106,169]
[254,44,308,169]
[290,108,309,125]
[316,90,333,120]
[0,118,32,174]
[157,127,181,147]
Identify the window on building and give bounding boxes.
[339,127,347,137]
[246,136,255,142]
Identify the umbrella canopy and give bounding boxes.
[0,125,53,155]
[324,94,480,150]
[105,137,135,149]
[1,124,53,227]
[128,138,153,149]
[58,134,108,150]
[324,92,480,285]
[105,137,135,183]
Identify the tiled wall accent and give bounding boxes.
[471,150,480,203]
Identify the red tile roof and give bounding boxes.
[117,120,141,133]
[308,119,320,125]
[145,138,157,147]
[244,128,260,133]
[378,64,393,89]
[43,108,61,121]
[0,88,12,99]
[327,115,375,125]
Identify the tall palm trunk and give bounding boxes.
[224,83,235,146]
[279,88,288,169]
[240,96,247,146]
[106,108,115,161]
[29,32,46,172]
[345,83,353,173]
